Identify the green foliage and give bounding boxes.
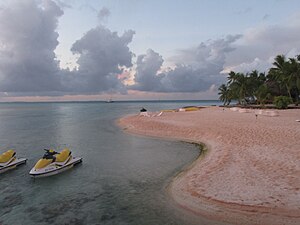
[274,96,292,109]
[255,84,270,105]
[218,54,300,106]
[218,84,232,105]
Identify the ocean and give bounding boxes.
[0,100,222,225]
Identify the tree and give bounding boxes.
[246,70,266,104]
[218,53,300,107]
[274,96,292,109]
[255,84,270,106]
[227,71,238,85]
[269,55,292,99]
[287,58,300,105]
[218,84,231,105]
[234,73,248,104]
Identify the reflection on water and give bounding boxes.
[0,101,224,225]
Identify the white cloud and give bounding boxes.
[131,12,300,94]
[225,13,300,72]
[222,57,273,74]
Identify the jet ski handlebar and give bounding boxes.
[43,149,58,154]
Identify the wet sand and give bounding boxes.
[118,107,300,225]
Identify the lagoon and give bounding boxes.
[0,101,221,225]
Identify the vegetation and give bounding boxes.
[219,54,300,108]
[274,96,292,109]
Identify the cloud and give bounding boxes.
[235,7,252,15]
[97,7,110,23]
[225,13,300,72]
[53,0,71,9]
[0,0,135,96]
[222,57,273,74]
[262,14,270,21]
[130,49,164,91]
[0,0,300,99]
[0,0,63,92]
[130,35,240,92]
[64,26,135,94]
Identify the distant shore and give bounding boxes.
[118,107,300,225]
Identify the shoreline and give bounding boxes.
[118,107,300,225]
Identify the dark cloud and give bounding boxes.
[65,26,135,94]
[0,0,135,96]
[97,7,110,23]
[130,35,241,93]
[0,0,63,92]
[0,0,300,98]
[131,49,164,91]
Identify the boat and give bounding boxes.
[179,106,202,112]
[29,148,82,178]
[0,150,27,173]
[105,98,114,103]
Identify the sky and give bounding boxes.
[0,0,300,101]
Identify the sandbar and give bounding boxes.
[118,107,300,225]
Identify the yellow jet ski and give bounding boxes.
[29,148,82,178]
[0,149,27,173]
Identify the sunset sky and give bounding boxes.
[0,0,300,101]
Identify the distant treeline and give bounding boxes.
[218,55,300,108]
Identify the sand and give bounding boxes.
[118,107,300,225]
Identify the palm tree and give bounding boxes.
[246,70,265,103]
[296,56,300,91]
[218,54,300,107]
[255,84,270,106]
[234,73,248,104]
[226,72,248,104]
[218,84,231,105]
[296,55,300,104]
[269,55,292,99]
[272,55,286,71]
[227,71,238,85]
[287,58,300,104]
[269,55,300,104]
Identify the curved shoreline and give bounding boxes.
[118,107,300,225]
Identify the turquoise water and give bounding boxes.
[0,101,225,225]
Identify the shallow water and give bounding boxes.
[0,101,225,225]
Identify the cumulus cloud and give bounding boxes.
[222,57,274,74]
[0,0,135,96]
[0,0,63,92]
[130,35,241,92]
[64,26,135,94]
[131,49,164,91]
[225,14,300,72]
[1,0,300,98]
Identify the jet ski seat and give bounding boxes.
[0,150,16,163]
[34,158,53,169]
[55,149,71,162]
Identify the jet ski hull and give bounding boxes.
[0,158,27,174]
[29,157,82,178]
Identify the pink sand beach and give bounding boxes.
[118,107,300,225]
